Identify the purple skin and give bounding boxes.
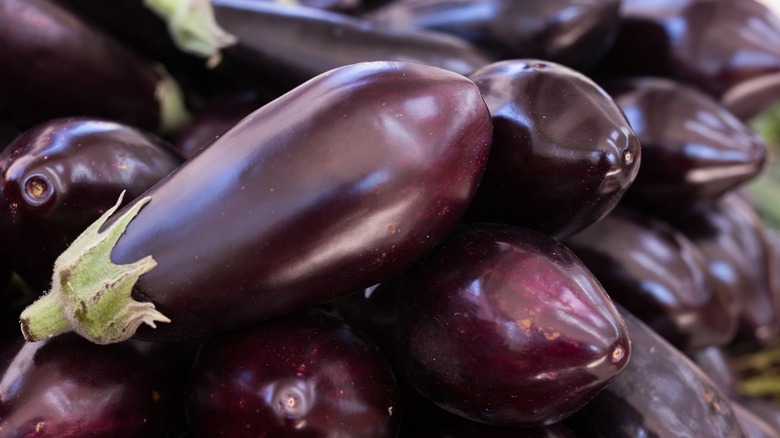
[366,0,621,69]
[186,309,401,437]
[606,77,767,217]
[565,305,745,438]
[0,331,195,437]
[564,207,737,352]
[672,193,779,346]
[99,61,492,341]
[689,346,741,400]
[0,118,183,290]
[337,223,631,427]
[732,401,780,438]
[592,0,780,98]
[464,60,640,240]
[210,0,494,93]
[0,0,182,132]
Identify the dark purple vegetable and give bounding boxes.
[0,0,188,133]
[463,59,640,239]
[733,401,780,438]
[0,118,183,290]
[690,346,742,400]
[195,0,494,93]
[564,207,737,351]
[19,61,493,344]
[565,305,746,438]
[722,72,780,121]
[186,309,401,437]
[366,0,621,69]
[672,193,779,345]
[740,398,780,433]
[171,92,268,159]
[606,77,767,216]
[337,223,630,428]
[592,0,780,98]
[0,332,195,437]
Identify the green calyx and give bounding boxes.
[144,0,238,68]
[19,192,168,345]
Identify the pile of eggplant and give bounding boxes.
[2,0,780,436]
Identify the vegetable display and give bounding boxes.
[2,0,780,436]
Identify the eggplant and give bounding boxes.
[366,0,621,69]
[0,331,196,437]
[565,305,746,438]
[186,309,401,437]
[0,118,184,290]
[336,223,630,427]
[0,0,188,133]
[690,346,742,400]
[152,0,493,94]
[606,77,767,216]
[463,59,640,239]
[564,207,738,351]
[19,61,493,344]
[733,401,780,438]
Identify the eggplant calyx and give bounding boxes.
[144,0,237,68]
[155,64,191,134]
[19,192,169,345]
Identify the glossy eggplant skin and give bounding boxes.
[367,0,621,69]
[108,61,492,341]
[672,193,779,345]
[564,207,737,351]
[733,402,780,438]
[0,0,183,132]
[186,309,401,437]
[592,0,780,98]
[0,331,195,437]
[212,0,493,93]
[606,78,767,216]
[464,60,640,240]
[566,305,746,438]
[0,118,183,290]
[338,223,630,427]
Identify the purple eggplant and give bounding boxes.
[690,346,742,400]
[564,207,737,351]
[464,59,640,239]
[606,77,767,216]
[366,0,621,69]
[733,402,780,438]
[186,309,401,437]
[722,72,780,121]
[337,223,630,427]
[19,61,493,344]
[0,118,183,290]
[167,0,493,93]
[565,305,745,438]
[0,0,188,133]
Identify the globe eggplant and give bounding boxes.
[186,309,402,437]
[0,118,184,290]
[19,61,493,344]
[0,0,188,133]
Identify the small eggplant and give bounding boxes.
[565,305,745,438]
[366,0,621,69]
[464,59,640,239]
[0,118,183,290]
[606,77,767,216]
[186,309,401,437]
[337,223,630,427]
[19,61,493,344]
[564,207,737,351]
[0,0,188,133]
[152,0,493,93]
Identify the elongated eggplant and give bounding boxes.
[19,61,493,344]
[0,118,183,290]
[151,0,493,93]
[565,305,745,438]
[564,207,737,351]
[366,0,621,69]
[606,77,767,216]
[0,0,188,133]
[187,309,401,437]
[337,223,630,427]
[464,60,640,239]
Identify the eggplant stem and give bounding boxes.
[143,0,237,68]
[154,64,191,134]
[18,191,168,344]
